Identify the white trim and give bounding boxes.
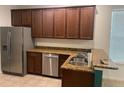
[103,77,124,81]
[112,9,124,11]
[103,76,124,81]
[114,62,124,65]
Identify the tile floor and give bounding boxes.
[0,74,124,87]
[0,74,61,87]
[102,79,124,87]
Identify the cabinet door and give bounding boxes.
[27,52,42,74]
[34,53,42,74]
[27,52,34,73]
[32,10,43,38]
[21,9,32,26]
[80,7,95,39]
[59,54,69,77]
[54,9,66,38]
[62,69,94,87]
[66,8,79,38]
[43,9,54,37]
[11,10,22,26]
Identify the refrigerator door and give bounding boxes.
[9,27,23,74]
[1,27,11,72]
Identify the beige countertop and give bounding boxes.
[92,49,118,70]
[27,47,118,72]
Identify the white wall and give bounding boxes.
[0,5,13,26]
[94,6,112,54]
[0,5,18,26]
[35,39,94,49]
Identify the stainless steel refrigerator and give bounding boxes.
[0,27,33,75]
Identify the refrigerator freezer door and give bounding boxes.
[1,27,11,72]
[10,27,23,74]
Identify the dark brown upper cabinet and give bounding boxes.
[42,9,54,38]
[11,10,22,26]
[32,10,43,38]
[11,6,95,40]
[54,9,66,38]
[80,7,95,39]
[66,8,80,39]
[11,9,31,27]
[21,9,32,26]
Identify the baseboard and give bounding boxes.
[103,77,124,81]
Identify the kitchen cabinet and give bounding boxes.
[11,10,22,26]
[27,52,42,74]
[66,8,80,38]
[61,68,94,87]
[80,7,95,39]
[54,9,66,38]
[27,51,70,77]
[59,54,69,77]
[31,10,43,37]
[42,9,54,37]
[11,9,31,27]
[21,9,32,26]
[11,6,95,39]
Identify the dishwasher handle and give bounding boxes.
[44,55,58,59]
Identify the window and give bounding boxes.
[109,10,124,63]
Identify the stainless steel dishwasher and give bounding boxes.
[42,53,59,77]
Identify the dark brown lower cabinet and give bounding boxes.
[58,54,69,77]
[61,68,94,87]
[27,52,42,74]
[27,52,69,77]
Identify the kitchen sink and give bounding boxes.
[68,52,88,66]
[68,60,87,66]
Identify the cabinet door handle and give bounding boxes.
[44,55,58,58]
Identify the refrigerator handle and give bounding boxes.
[7,32,11,60]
